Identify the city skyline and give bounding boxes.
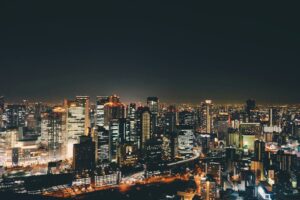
[1,2,300,104]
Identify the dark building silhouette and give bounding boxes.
[73,133,96,172]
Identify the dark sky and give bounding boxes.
[1,1,299,104]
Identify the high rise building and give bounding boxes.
[147,97,159,134]
[128,103,136,119]
[200,100,213,134]
[109,119,120,162]
[136,107,151,150]
[246,99,256,116]
[117,143,138,167]
[40,106,66,160]
[179,110,195,126]
[104,95,125,127]
[165,105,177,134]
[254,140,265,162]
[95,96,109,127]
[144,137,163,176]
[118,118,131,144]
[73,133,96,172]
[95,126,109,163]
[4,105,26,128]
[75,96,90,134]
[147,97,159,115]
[128,103,138,147]
[177,125,194,158]
[64,96,90,158]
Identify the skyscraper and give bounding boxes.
[4,104,26,129]
[109,119,120,162]
[147,97,159,134]
[73,133,96,172]
[136,107,151,150]
[254,140,265,162]
[104,95,125,127]
[64,96,90,158]
[41,106,66,160]
[200,100,213,134]
[95,96,109,127]
[246,99,256,116]
[95,126,109,163]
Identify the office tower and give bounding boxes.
[75,96,90,134]
[144,137,163,176]
[226,128,239,147]
[95,126,109,163]
[64,96,90,158]
[199,134,210,154]
[95,96,109,127]
[225,147,237,173]
[239,123,262,147]
[179,110,195,126]
[254,140,265,162]
[109,119,120,162]
[136,107,151,150]
[104,95,125,127]
[4,104,26,128]
[160,136,171,161]
[127,103,138,146]
[128,103,136,119]
[246,99,256,116]
[73,133,96,172]
[169,131,178,160]
[41,106,66,160]
[89,106,95,128]
[118,118,130,143]
[165,105,177,134]
[200,100,213,134]
[215,112,229,140]
[276,150,296,172]
[147,97,159,114]
[147,97,159,134]
[12,147,19,166]
[177,125,194,158]
[269,108,273,127]
[117,143,138,167]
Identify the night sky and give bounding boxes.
[1,1,299,104]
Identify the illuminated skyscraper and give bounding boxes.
[147,97,159,134]
[75,96,90,134]
[64,96,90,158]
[177,125,194,158]
[95,96,109,127]
[41,106,66,160]
[165,106,177,134]
[109,119,120,162]
[136,107,151,150]
[95,126,109,162]
[104,95,125,127]
[4,105,26,129]
[147,97,159,115]
[200,100,213,134]
[127,103,138,146]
